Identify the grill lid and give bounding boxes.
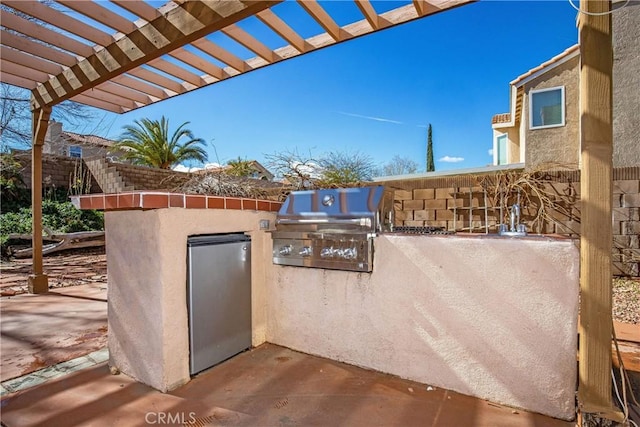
[276,186,385,230]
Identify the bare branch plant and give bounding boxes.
[477,163,580,234]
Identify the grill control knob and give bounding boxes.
[299,246,312,257]
[320,247,334,258]
[279,245,293,256]
[342,247,357,260]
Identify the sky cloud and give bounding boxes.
[173,162,222,173]
[173,164,201,172]
[439,156,465,163]
[488,148,494,156]
[336,111,403,124]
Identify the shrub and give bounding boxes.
[0,153,30,213]
[0,200,104,257]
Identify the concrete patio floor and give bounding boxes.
[0,283,107,382]
[0,343,574,427]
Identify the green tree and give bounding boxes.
[113,116,207,169]
[426,124,435,172]
[226,157,255,177]
[320,151,376,185]
[0,153,25,199]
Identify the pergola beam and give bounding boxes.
[0,72,36,90]
[257,9,311,53]
[0,60,50,85]
[0,8,95,58]
[413,0,441,17]
[71,94,125,114]
[3,0,113,46]
[112,74,169,101]
[0,30,78,68]
[147,58,206,88]
[96,81,153,105]
[126,68,186,96]
[29,0,281,110]
[297,0,350,42]
[354,0,391,30]
[57,0,138,35]
[111,0,160,23]
[168,48,230,81]
[0,46,64,76]
[191,38,248,73]
[221,24,282,64]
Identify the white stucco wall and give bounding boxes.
[105,208,275,392]
[266,234,579,420]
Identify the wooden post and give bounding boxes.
[577,0,621,421]
[28,107,51,294]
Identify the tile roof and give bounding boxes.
[511,44,579,86]
[62,132,116,147]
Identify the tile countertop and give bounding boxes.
[70,192,282,212]
[380,232,577,241]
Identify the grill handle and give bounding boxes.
[276,218,372,227]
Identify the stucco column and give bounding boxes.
[28,108,51,294]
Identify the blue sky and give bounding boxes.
[75,0,579,173]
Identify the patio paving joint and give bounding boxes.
[0,347,108,396]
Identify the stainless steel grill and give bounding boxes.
[270,186,389,272]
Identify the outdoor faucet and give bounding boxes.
[499,203,527,236]
[510,203,520,232]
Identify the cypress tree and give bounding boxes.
[426,124,435,172]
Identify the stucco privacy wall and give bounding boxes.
[267,235,579,420]
[105,208,275,392]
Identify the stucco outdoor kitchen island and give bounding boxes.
[73,191,579,421]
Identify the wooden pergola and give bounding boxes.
[0,0,472,289]
[0,0,620,421]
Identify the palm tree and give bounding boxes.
[226,157,255,177]
[113,116,207,169]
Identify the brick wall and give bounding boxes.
[13,152,190,194]
[613,178,640,276]
[14,151,101,194]
[110,162,192,191]
[381,167,640,277]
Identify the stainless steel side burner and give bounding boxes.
[270,186,387,272]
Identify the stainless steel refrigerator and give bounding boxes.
[187,234,251,375]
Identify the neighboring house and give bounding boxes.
[491,0,639,169]
[44,121,119,160]
[200,161,275,181]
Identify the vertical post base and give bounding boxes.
[28,274,49,294]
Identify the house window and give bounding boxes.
[529,86,565,129]
[496,134,508,165]
[68,145,82,158]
